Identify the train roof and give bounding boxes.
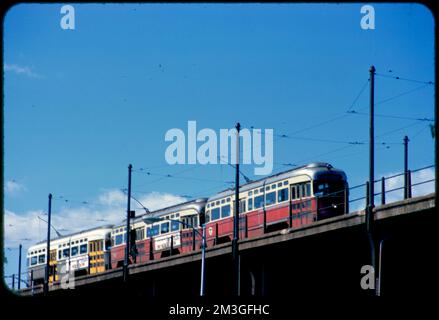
[31,224,114,247]
[114,198,208,227]
[208,162,347,202]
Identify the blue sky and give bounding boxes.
[3,3,435,287]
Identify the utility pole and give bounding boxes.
[367,65,377,295]
[233,122,241,296]
[44,193,52,296]
[123,164,132,283]
[404,135,409,199]
[18,244,22,290]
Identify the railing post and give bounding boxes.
[244,215,248,238]
[30,270,34,294]
[407,170,412,198]
[289,199,293,227]
[365,181,370,208]
[263,208,267,233]
[315,197,319,221]
[170,235,174,256]
[381,177,386,205]
[192,229,196,251]
[403,135,409,199]
[149,238,154,261]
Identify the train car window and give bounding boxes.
[227,198,230,202]
[205,211,210,223]
[221,199,225,204]
[31,256,37,265]
[105,239,111,250]
[259,187,264,193]
[265,186,270,191]
[271,184,276,189]
[248,198,253,211]
[305,183,311,197]
[211,208,220,221]
[284,181,288,185]
[80,244,87,254]
[38,254,45,264]
[266,192,276,205]
[115,234,123,245]
[216,201,220,206]
[161,222,169,234]
[314,182,329,196]
[291,186,297,199]
[254,195,264,209]
[248,191,252,196]
[277,182,282,188]
[254,189,259,195]
[193,215,199,227]
[239,200,246,213]
[221,205,231,218]
[136,228,145,240]
[58,251,62,259]
[278,188,289,202]
[171,220,180,231]
[62,248,70,258]
[71,246,79,256]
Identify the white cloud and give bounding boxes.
[4,180,26,196]
[4,63,43,78]
[137,192,187,212]
[3,190,187,249]
[98,189,126,206]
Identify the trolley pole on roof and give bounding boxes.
[233,122,241,296]
[367,65,377,295]
[18,244,22,290]
[123,164,133,283]
[44,193,52,296]
[403,136,409,199]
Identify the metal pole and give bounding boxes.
[200,225,206,296]
[368,66,377,295]
[233,123,240,243]
[368,65,376,213]
[44,193,52,295]
[12,274,15,290]
[404,136,409,199]
[233,122,241,296]
[124,164,132,283]
[18,244,22,290]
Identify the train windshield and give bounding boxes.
[314,180,345,197]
